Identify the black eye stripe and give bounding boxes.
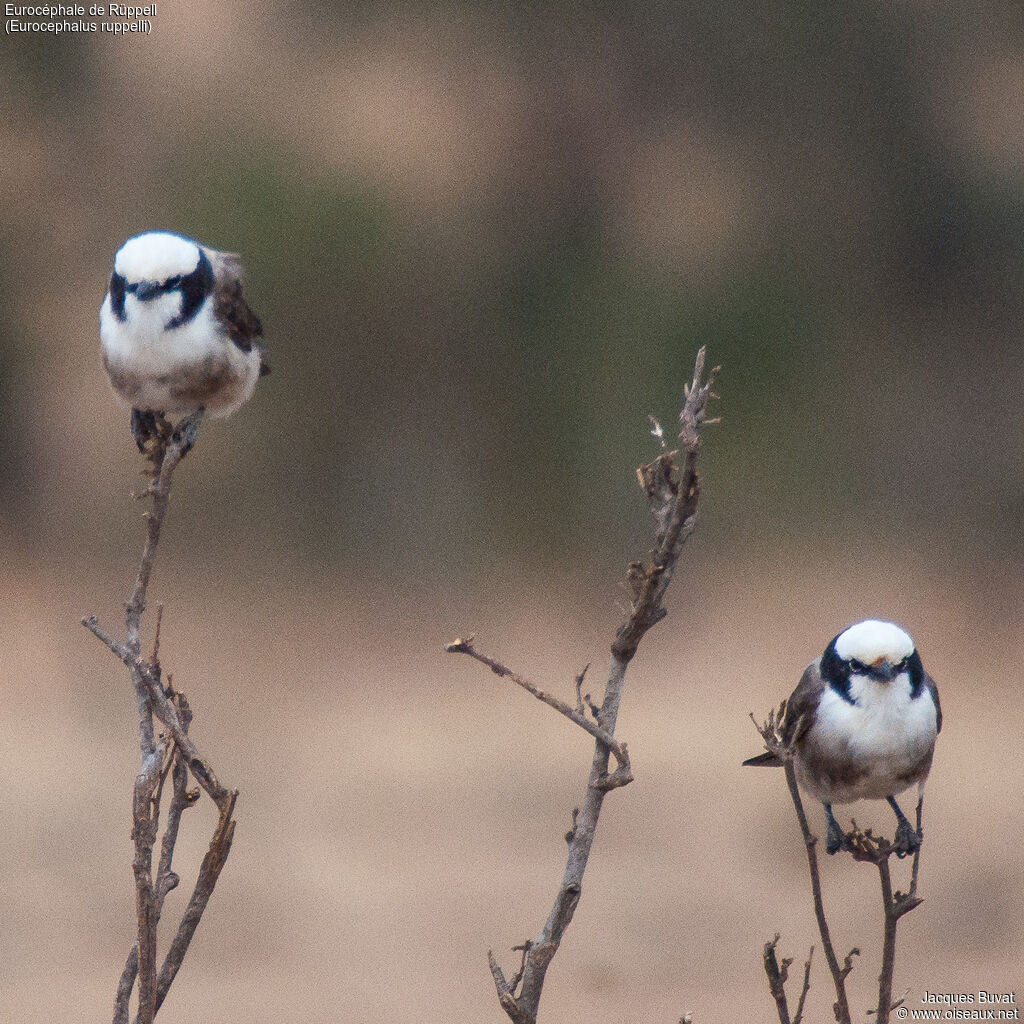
[821,638,855,705]
[847,656,910,672]
[109,271,127,321]
[125,278,180,294]
[165,249,214,330]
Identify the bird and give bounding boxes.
[99,230,268,453]
[743,619,941,856]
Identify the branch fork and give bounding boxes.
[764,934,813,1024]
[450,349,717,1024]
[444,637,634,788]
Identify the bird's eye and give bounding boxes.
[895,657,908,671]
[164,275,182,289]
[850,659,867,673]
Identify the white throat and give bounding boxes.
[818,670,937,763]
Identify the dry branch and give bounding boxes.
[445,639,633,788]
[763,934,813,1024]
[449,348,717,1024]
[751,709,926,1024]
[83,423,239,1024]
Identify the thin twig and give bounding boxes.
[844,826,923,1024]
[488,950,530,1024]
[444,639,633,786]
[455,349,717,1024]
[909,796,924,899]
[876,857,898,1024]
[158,693,196,889]
[507,941,532,995]
[763,934,793,1024]
[573,664,589,715]
[82,616,232,809]
[782,760,854,1024]
[152,792,237,1016]
[752,710,854,1024]
[115,692,199,1015]
[112,949,137,1024]
[793,946,814,1024]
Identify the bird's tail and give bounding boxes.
[741,751,783,767]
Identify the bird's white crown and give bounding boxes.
[834,619,914,664]
[114,231,201,283]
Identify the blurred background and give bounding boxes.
[1,2,1022,1020]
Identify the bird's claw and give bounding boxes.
[825,817,857,855]
[129,408,203,461]
[130,408,161,455]
[171,409,204,456]
[892,819,922,858]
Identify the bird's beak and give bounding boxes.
[870,658,896,683]
[132,281,162,302]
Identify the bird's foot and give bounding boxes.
[131,408,178,467]
[887,795,922,858]
[824,804,853,855]
[825,817,853,855]
[171,409,204,457]
[892,818,922,858]
[130,408,159,454]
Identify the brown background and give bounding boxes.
[1,2,1022,1019]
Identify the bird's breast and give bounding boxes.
[99,295,260,416]
[100,294,220,371]
[796,676,939,803]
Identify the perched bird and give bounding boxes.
[99,230,267,452]
[744,619,941,856]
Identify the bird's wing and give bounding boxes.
[211,250,263,354]
[924,672,942,733]
[780,661,824,748]
[742,660,823,767]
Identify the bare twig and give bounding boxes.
[784,762,856,1024]
[844,827,923,1024]
[83,616,233,809]
[793,946,814,1024]
[764,934,814,1024]
[908,796,924,900]
[158,693,196,892]
[875,857,901,1024]
[444,639,633,786]
[152,791,237,1015]
[112,689,200,1021]
[573,664,589,715]
[763,934,793,1024]
[84,424,238,1024]
[752,710,854,1024]
[488,949,530,1024]
[564,807,579,844]
[112,950,137,1024]
[453,348,717,1024]
[507,941,532,996]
